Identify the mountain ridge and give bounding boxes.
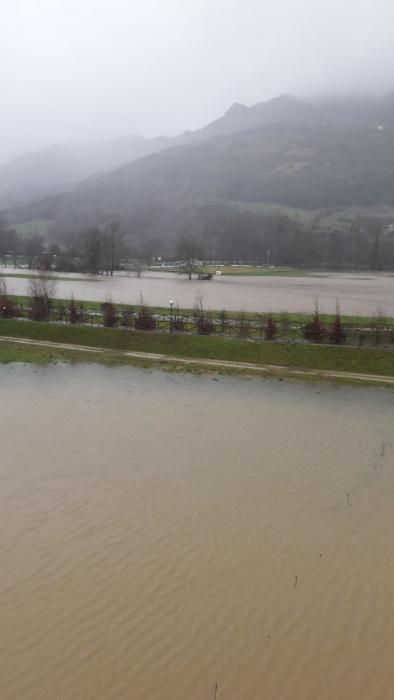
[3,91,394,211]
[5,91,394,255]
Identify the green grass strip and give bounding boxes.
[1,319,394,377]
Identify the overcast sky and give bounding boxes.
[1,0,394,163]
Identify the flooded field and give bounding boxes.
[2,267,394,315]
[1,364,394,699]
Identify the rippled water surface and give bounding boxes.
[3,267,394,315]
[1,364,394,699]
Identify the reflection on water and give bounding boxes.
[2,267,394,315]
[1,364,394,699]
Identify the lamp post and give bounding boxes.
[169,300,174,334]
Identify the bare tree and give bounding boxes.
[83,227,102,274]
[193,292,214,334]
[26,275,57,321]
[8,229,21,268]
[24,232,44,269]
[176,234,202,280]
[0,277,8,299]
[0,217,12,267]
[0,278,16,318]
[108,217,120,276]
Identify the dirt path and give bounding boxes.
[1,335,394,385]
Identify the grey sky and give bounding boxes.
[1,0,394,163]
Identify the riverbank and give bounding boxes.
[1,319,394,385]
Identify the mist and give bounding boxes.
[1,0,394,164]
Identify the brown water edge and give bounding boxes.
[1,364,394,700]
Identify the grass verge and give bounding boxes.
[1,318,394,379]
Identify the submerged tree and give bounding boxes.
[176,234,202,280]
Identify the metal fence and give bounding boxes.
[3,303,394,348]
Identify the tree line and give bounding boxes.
[0,217,125,274]
[2,208,394,271]
[175,208,394,270]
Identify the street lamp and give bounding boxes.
[169,300,174,333]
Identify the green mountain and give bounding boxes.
[6,93,394,255]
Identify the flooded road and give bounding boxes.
[1,364,394,699]
[2,267,394,315]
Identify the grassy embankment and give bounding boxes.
[1,318,394,381]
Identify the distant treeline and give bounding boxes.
[2,208,394,271]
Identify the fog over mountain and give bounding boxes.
[0,135,170,209]
[3,0,394,269]
[3,91,394,211]
[2,0,394,163]
[7,92,394,253]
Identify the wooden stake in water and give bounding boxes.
[214,682,219,699]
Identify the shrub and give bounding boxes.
[29,299,50,321]
[0,297,17,318]
[0,280,17,318]
[53,302,66,322]
[219,308,228,333]
[102,301,118,327]
[193,292,214,335]
[329,309,346,344]
[120,306,134,327]
[27,276,56,321]
[265,314,277,341]
[68,297,83,324]
[304,305,325,343]
[237,312,249,338]
[197,317,215,335]
[135,309,156,330]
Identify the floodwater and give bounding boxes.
[1,363,394,699]
[2,267,394,315]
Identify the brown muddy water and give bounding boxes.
[1,364,394,699]
[3,267,394,315]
